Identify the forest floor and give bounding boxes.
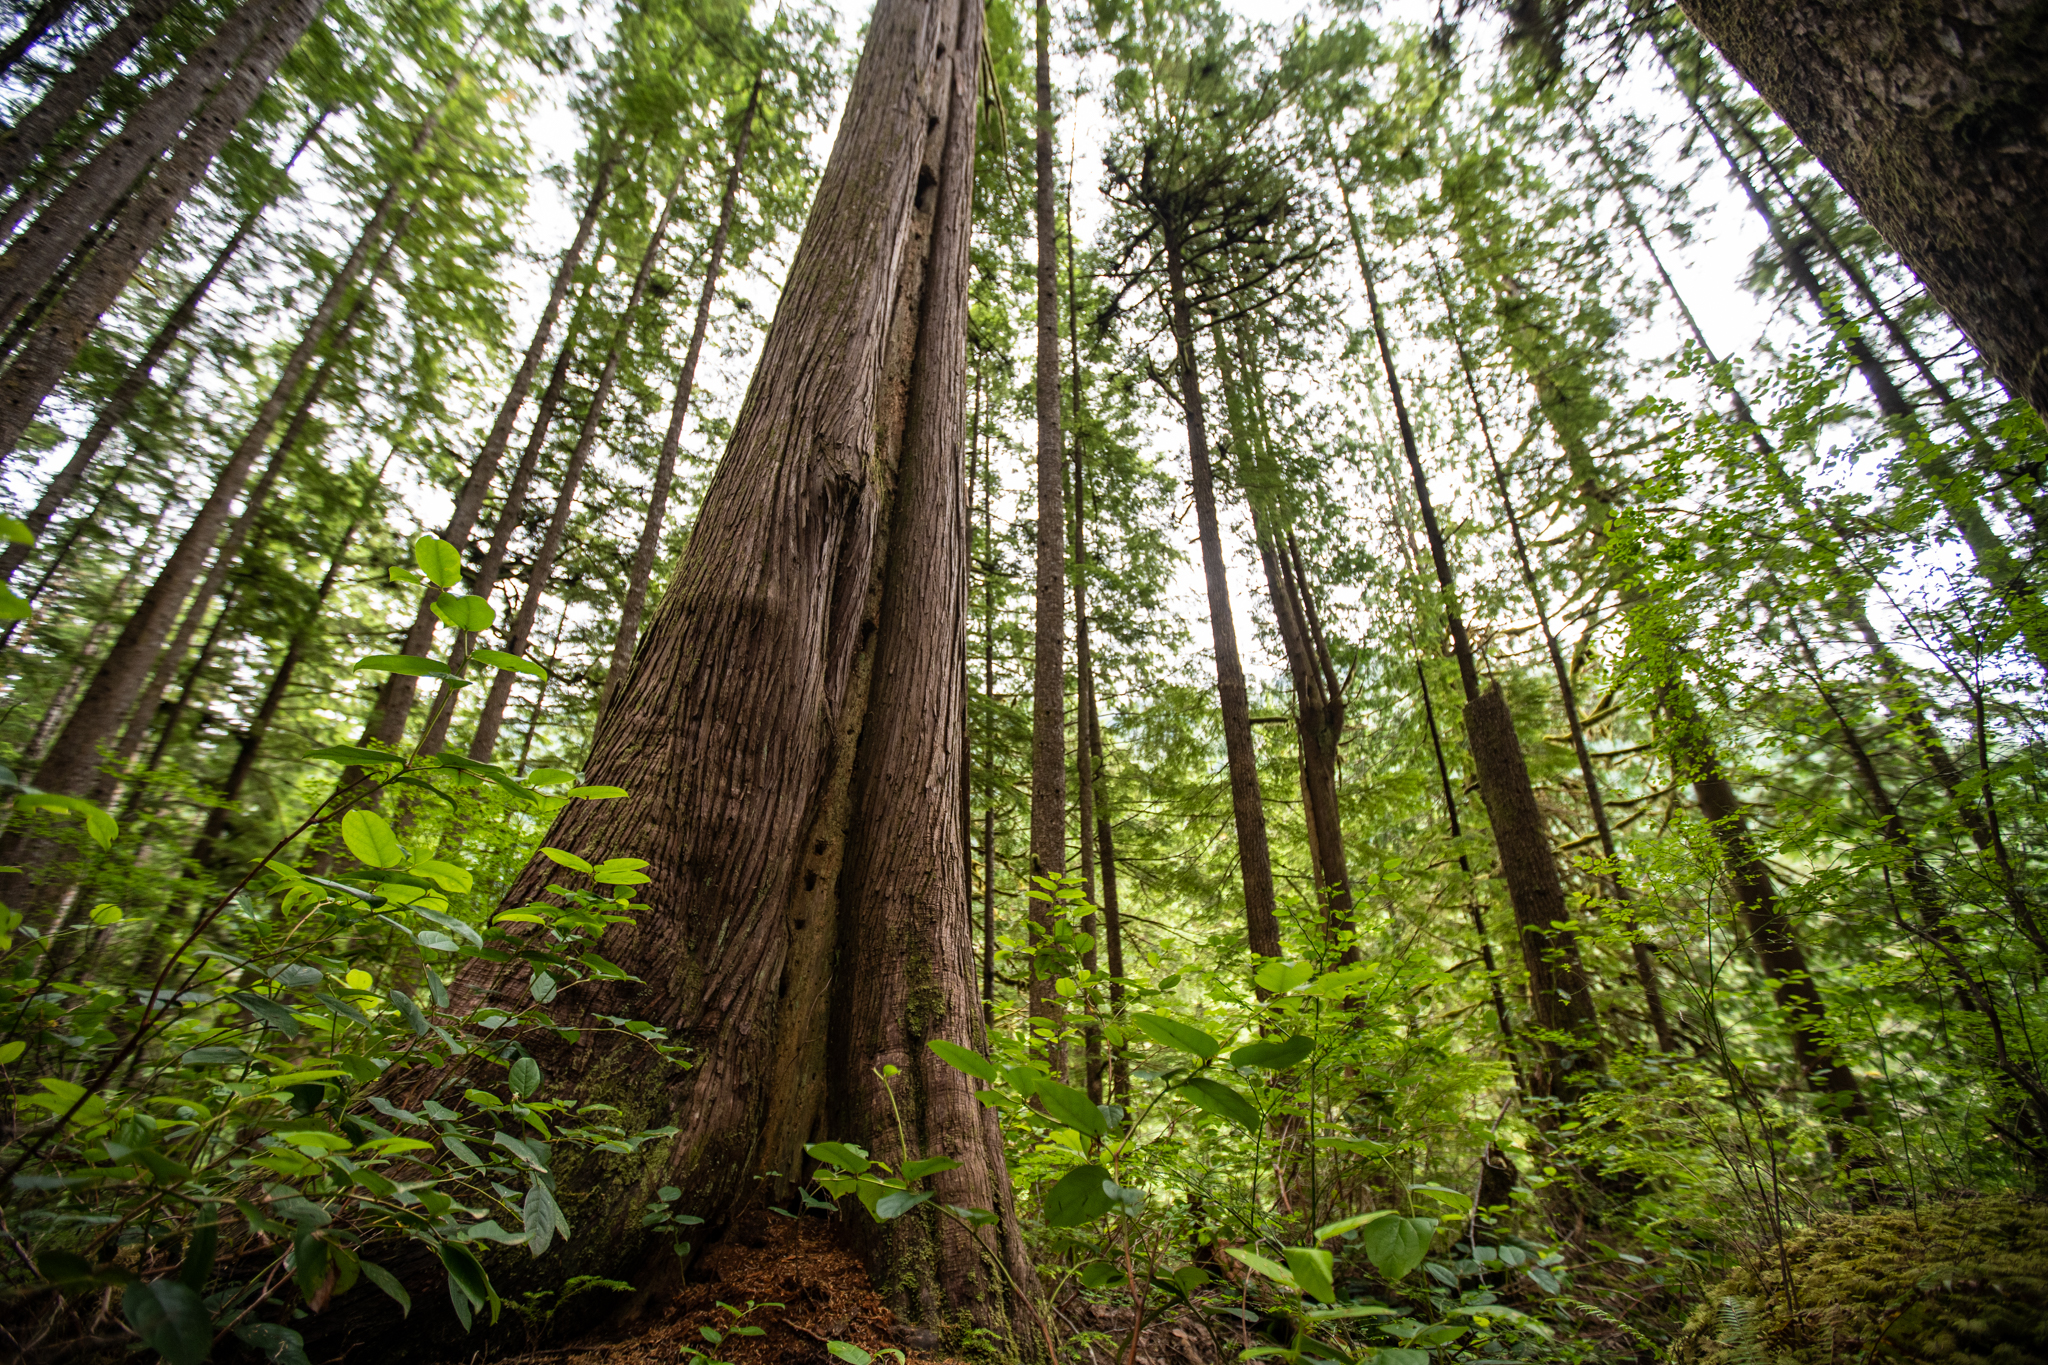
[488,1215,1246,1365]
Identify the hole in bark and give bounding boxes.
[793,918,807,930]
[813,840,826,855]
[803,871,817,892]
[915,165,937,208]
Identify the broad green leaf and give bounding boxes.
[0,1039,24,1065]
[1078,1260,1121,1289]
[432,594,494,632]
[387,989,428,1036]
[1358,1215,1435,1282]
[234,1322,309,1365]
[508,1056,542,1098]
[227,991,301,1039]
[1230,1034,1314,1070]
[414,536,462,588]
[1128,1011,1220,1059]
[540,846,594,875]
[524,767,576,787]
[14,793,117,848]
[472,647,547,679]
[362,1259,412,1316]
[1253,959,1317,994]
[0,514,32,544]
[304,745,403,768]
[805,1141,871,1174]
[123,1279,211,1365]
[1175,1077,1260,1131]
[567,785,627,799]
[1043,1163,1117,1227]
[438,1240,491,1313]
[1410,1182,1472,1211]
[1367,1352,1429,1365]
[1315,1210,1394,1242]
[523,1180,568,1255]
[341,809,404,868]
[1283,1246,1336,1304]
[927,1038,1001,1084]
[899,1155,961,1181]
[1034,1077,1107,1135]
[352,653,467,682]
[411,858,473,893]
[874,1189,933,1220]
[827,1344,873,1365]
[1223,1248,1295,1289]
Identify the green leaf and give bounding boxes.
[1175,1077,1260,1131]
[899,1156,960,1181]
[805,1141,871,1174]
[927,1038,1001,1084]
[1315,1210,1394,1242]
[303,745,404,768]
[567,785,628,799]
[301,874,388,908]
[14,793,117,848]
[875,1190,933,1220]
[524,767,576,787]
[234,1322,309,1365]
[508,1056,542,1099]
[0,1039,24,1065]
[1367,1352,1429,1365]
[471,647,547,679]
[523,1180,568,1255]
[539,846,594,875]
[1044,1163,1118,1228]
[827,1344,873,1365]
[438,1239,491,1310]
[0,582,29,621]
[411,858,473,893]
[352,653,467,682]
[341,809,405,868]
[1358,1215,1435,1282]
[1128,1011,1221,1059]
[0,514,33,544]
[1034,1077,1107,1135]
[1223,1248,1295,1289]
[38,1250,96,1289]
[227,991,302,1039]
[1078,1260,1121,1289]
[1283,1246,1336,1304]
[1409,1182,1472,1211]
[387,989,428,1036]
[414,536,462,588]
[433,594,494,632]
[1253,959,1317,994]
[1230,1034,1314,1070]
[123,1279,212,1365]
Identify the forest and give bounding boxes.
[0,0,2044,1361]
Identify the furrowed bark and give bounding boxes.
[0,0,277,337]
[314,3,1027,1355]
[1671,0,2048,415]
[0,0,178,192]
[603,76,760,711]
[0,109,326,571]
[1026,0,1068,1075]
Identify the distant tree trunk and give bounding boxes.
[1664,692,1869,1123]
[1071,448,1104,1103]
[467,176,682,761]
[0,156,409,910]
[416,313,582,755]
[1160,229,1280,974]
[1214,321,1357,965]
[0,0,178,192]
[0,0,327,462]
[0,0,78,81]
[604,76,761,710]
[1026,0,1068,1074]
[0,0,280,337]
[1671,0,2048,416]
[344,152,615,767]
[976,369,997,1028]
[0,110,326,570]
[318,0,1035,1352]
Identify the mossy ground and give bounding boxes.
[1673,1196,2048,1364]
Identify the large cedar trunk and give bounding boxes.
[1674,0,2048,415]
[317,0,1030,1354]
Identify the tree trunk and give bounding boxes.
[467,175,682,761]
[1665,695,1869,1123]
[415,319,579,755]
[344,151,615,768]
[0,0,178,193]
[1160,227,1281,973]
[0,143,411,909]
[0,110,326,573]
[1026,0,1068,1074]
[603,76,761,710]
[317,4,1032,1353]
[0,0,78,81]
[977,364,997,1027]
[0,0,279,338]
[1671,0,2048,416]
